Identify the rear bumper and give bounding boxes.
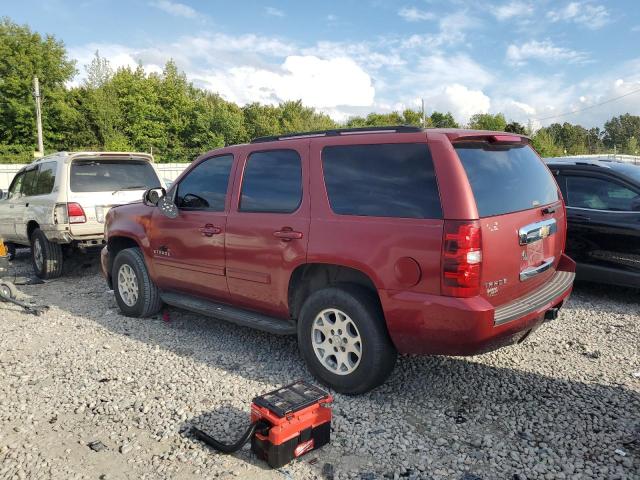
[41,224,105,245]
[381,254,576,356]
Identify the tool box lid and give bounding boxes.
[252,381,330,418]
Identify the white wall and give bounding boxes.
[0,163,189,190]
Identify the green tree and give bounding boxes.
[278,100,336,133]
[625,136,639,155]
[468,113,507,131]
[505,121,527,135]
[402,109,423,126]
[429,111,459,128]
[603,114,640,150]
[531,129,563,157]
[0,17,76,153]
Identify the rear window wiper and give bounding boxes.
[112,185,147,195]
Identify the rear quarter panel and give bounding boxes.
[308,133,443,294]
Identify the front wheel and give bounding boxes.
[31,229,63,279]
[112,247,162,317]
[0,280,18,300]
[297,285,397,395]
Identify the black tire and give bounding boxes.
[297,284,397,395]
[112,247,162,317]
[5,242,16,261]
[0,280,18,300]
[31,229,63,279]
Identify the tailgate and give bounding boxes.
[453,138,565,306]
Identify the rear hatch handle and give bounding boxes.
[520,257,555,281]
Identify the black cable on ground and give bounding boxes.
[191,421,269,454]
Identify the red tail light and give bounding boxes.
[441,220,482,297]
[67,202,86,224]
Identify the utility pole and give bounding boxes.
[33,76,44,158]
[421,98,426,127]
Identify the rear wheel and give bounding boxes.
[112,247,162,317]
[297,285,397,394]
[31,229,63,279]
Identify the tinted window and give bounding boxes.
[566,176,639,211]
[7,172,24,199]
[70,160,160,193]
[21,168,39,197]
[176,155,233,211]
[321,143,442,219]
[240,150,302,213]
[33,162,56,195]
[456,143,558,217]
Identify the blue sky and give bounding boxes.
[5,0,640,127]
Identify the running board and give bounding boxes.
[159,291,296,335]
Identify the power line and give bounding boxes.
[533,86,640,122]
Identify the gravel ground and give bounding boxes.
[0,250,639,480]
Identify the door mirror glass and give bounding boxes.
[143,187,166,206]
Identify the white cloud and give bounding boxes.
[493,1,533,20]
[197,56,375,109]
[547,2,610,29]
[417,54,493,89]
[398,7,435,22]
[426,84,491,123]
[149,0,198,19]
[506,40,588,65]
[265,6,284,17]
[401,11,477,50]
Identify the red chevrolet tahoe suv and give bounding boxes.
[101,126,576,394]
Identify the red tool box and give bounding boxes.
[250,381,333,468]
[191,381,333,468]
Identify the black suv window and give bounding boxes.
[33,162,56,195]
[321,143,442,219]
[176,154,234,211]
[21,167,39,197]
[240,150,302,213]
[7,172,25,199]
[566,175,639,211]
[455,142,558,217]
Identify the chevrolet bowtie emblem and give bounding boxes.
[539,225,550,238]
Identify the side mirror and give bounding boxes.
[143,187,166,206]
[143,187,179,218]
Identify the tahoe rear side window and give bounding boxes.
[321,143,442,219]
[70,160,160,192]
[455,142,558,217]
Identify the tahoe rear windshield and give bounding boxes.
[70,159,160,192]
[455,142,558,217]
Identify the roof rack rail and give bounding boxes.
[250,125,424,143]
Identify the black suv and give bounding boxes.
[546,157,640,288]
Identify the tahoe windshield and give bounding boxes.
[70,159,160,193]
[455,142,558,217]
